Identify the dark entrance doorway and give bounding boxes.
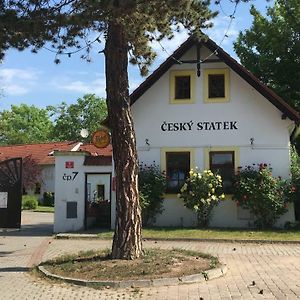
[0,158,22,228]
[85,173,111,229]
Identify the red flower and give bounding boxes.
[243,195,247,200]
[291,186,296,193]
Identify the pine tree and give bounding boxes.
[1,0,229,259]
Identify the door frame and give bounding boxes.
[84,172,112,230]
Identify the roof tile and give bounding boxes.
[0,141,112,165]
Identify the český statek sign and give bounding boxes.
[161,121,238,132]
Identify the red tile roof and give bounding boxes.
[79,143,112,157]
[84,156,112,166]
[0,142,112,165]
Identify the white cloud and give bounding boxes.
[0,68,40,96]
[206,16,239,47]
[52,75,106,96]
[3,84,29,96]
[53,71,143,96]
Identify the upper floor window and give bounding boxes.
[175,76,191,99]
[170,70,195,104]
[209,74,225,98]
[204,69,230,103]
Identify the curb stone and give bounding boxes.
[38,264,227,288]
[55,233,300,244]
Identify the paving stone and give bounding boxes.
[1,211,300,299]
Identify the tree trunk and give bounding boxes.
[105,21,142,259]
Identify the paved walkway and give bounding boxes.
[0,212,300,299]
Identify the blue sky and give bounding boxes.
[0,0,273,111]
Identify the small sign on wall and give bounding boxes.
[65,161,74,169]
[0,192,8,208]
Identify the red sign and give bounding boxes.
[65,161,74,169]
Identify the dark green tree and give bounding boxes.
[234,0,300,111]
[0,0,50,61]
[48,94,107,142]
[1,0,249,259]
[0,104,53,145]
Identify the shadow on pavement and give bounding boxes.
[0,267,30,273]
[0,251,14,257]
[0,223,53,237]
[0,212,54,237]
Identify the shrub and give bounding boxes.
[22,195,38,210]
[286,147,300,220]
[138,163,166,226]
[232,164,288,229]
[43,192,54,207]
[286,147,300,202]
[179,169,225,228]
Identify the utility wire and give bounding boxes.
[156,0,239,65]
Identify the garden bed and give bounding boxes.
[40,248,219,282]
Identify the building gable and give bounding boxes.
[130,36,299,124]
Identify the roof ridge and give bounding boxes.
[0,141,77,148]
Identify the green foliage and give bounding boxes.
[234,0,300,111]
[0,104,53,145]
[22,195,38,210]
[286,147,300,219]
[232,164,288,229]
[43,192,54,207]
[291,146,300,178]
[2,1,217,73]
[179,169,225,227]
[138,163,166,226]
[48,94,107,142]
[1,0,251,258]
[22,156,42,191]
[0,5,40,61]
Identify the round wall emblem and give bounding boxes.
[92,130,110,148]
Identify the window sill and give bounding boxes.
[204,97,229,103]
[170,98,195,104]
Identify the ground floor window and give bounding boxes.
[160,148,194,195]
[209,151,235,193]
[165,151,190,193]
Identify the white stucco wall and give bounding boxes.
[54,152,113,233]
[131,44,295,228]
[40,165,55,197]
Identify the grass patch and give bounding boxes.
[96,227,300,241]
[34,206,54,213]
[42,248,218,281]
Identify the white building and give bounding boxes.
[53,36,299,232]
[130,36,299,228]
[54,151,112,233]
[0,141,111,201]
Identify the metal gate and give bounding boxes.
[0,158,22,228]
